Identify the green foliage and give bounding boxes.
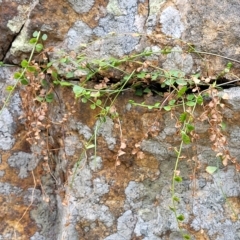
[174,176,183,182]
[183,235,191,240]
[177,214,185,221]
[1,30,238,240]
[0,31,44,116]
[206,166,218,174]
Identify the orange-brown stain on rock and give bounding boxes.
[59,87,99,128]
[138,0,149,16]
[72,92,162,238]
[76,220,111,240]
[224,197,240,221]
[0,146,43,238]
[187,228,210,240]
[80,0,109,29]
[29,0,109,45]
[29,0,79,41]
[0,195,38,238]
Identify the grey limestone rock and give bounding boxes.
[222,87,240,111]
[0,108,15,150]
[8,151,37,178]
[0,182,22,195]
[162,46,193,74]
[68,0,95,14]
[96,117,116,150]
[105,210,137,240]
[160,6,184,38]
[66,20,93,50]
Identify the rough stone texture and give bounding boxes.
[1,0,240,239]
[68,0,95,14]
[162,46,193,74]
[160,6,184,38]
[2,0,240,75]
[0,0,38,62]
[8,151,36,179]
[0,108,15,150]
[46,90,240,240]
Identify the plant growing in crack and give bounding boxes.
[1,30,240,239]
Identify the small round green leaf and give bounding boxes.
[52,71,58,80]
[169,99,176,106]
[206,166,218,175]
[14,72,22,79]
[143,87,151,93]
[82,97,88,103]
[45,93,54,103]
[90,104,96,110]
[135,88,143,96]
[66,72,74,79]
[183,234,191,240]
[181,132,191,144]
[163,106,171,111]
[137,72,146,79]
[177,214,185,221]
[173,196,180,202]
[6,86,14,92]
[47,62,53,68]
[73,85,84,98]
[187,94,195,101]
[35,43,43,52]
[96,99,102,106]
[196,95,203,105]
[33,31,39,37]
[174,176,183,182]
[21,59,28,68]
[27,66,36,72]
[21,78,29,85]
[169,206,176,212]
[176,79,187,85]
[29,38,37,44]
[179,112,187,122]
[41,79,48,87]
[41,34,48,41]
[186,101,195,107]
[177,86,187,97]
[186,123,194,132]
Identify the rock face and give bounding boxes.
[0,0,240,240]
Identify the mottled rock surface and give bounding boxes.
[2,0,240,74]
[1,0,240,239]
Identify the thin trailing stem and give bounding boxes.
[0,31,41,117]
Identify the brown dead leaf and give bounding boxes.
[221,93,229,100]
[174,170,180,176]
[109,105,116,114]
[131,148,138,155]
[116,160,121,166]
[118,150,126,156]
[135,142,141,148]
[192,76,200,84]
[137,151,145,159]
[120,141,126,149]
[222,155,229,166]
